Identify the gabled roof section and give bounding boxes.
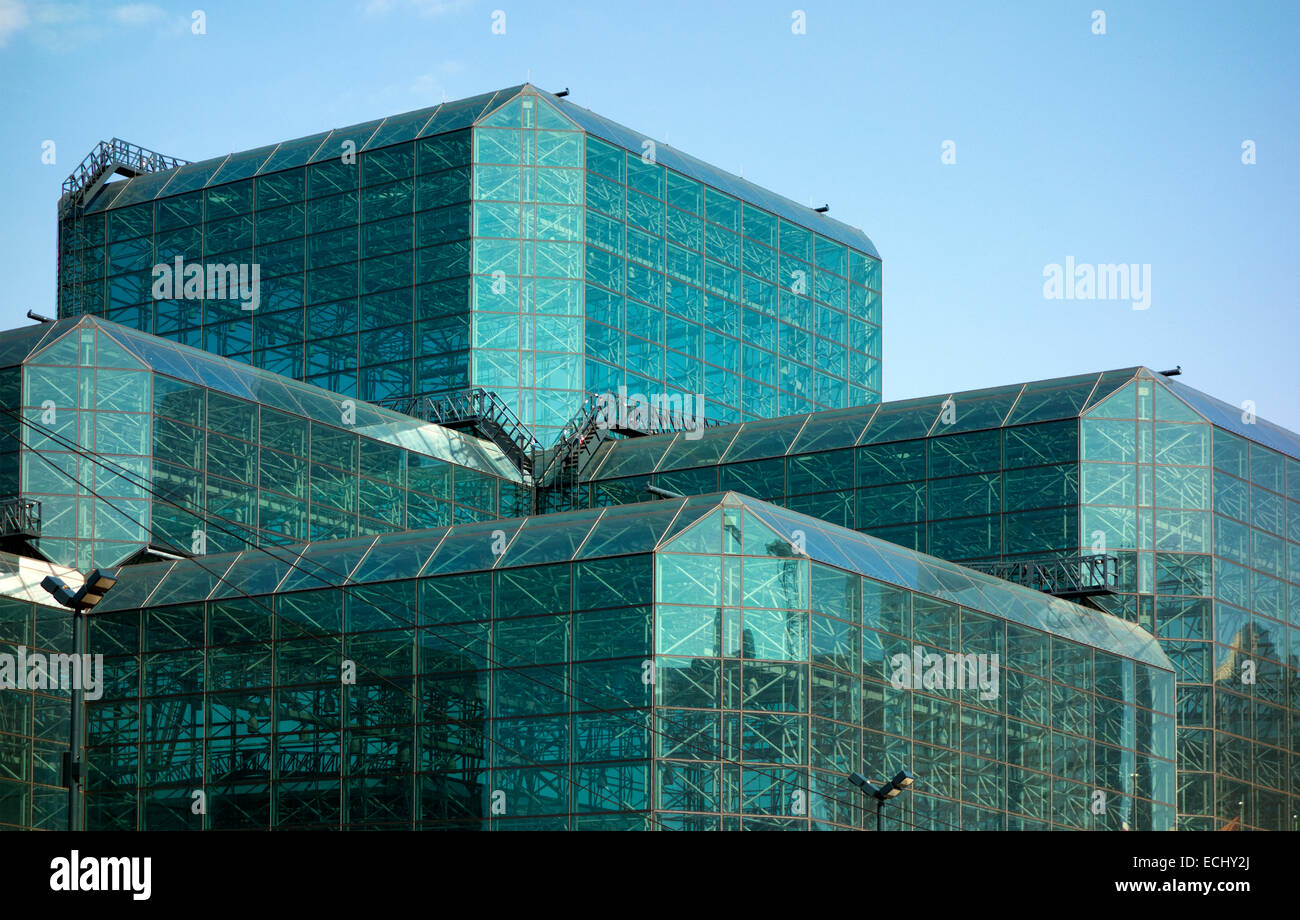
[73,83,878,255]
[0,321,75,369]
[13,316,523,482]
[1079,367,1299,460]
[662,494,1169,668]
[477,85,579,130]
[94,489,1170,669]
[583,367,1144,480]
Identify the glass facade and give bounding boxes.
[59,98,487,403]
[0,554,79,830]
[78,494,1174,830]
[4,317,526,571]
[58,85,882,447]
[576,367,1300,829]
[470,94,586,441]
[575,119,882,437]
[578,369,1135,561]
[1080,378,1300,831]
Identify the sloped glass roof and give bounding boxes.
[14,316,522,482]
[579,365,1300,479]
[83,87,524,214]
[542,91,879,257]
[0,322,69,369]
[665,495,1171,668]
[1149,373,1300,461]
[0,552,83,607]
[93,491,1171,669]
[583,368,1142,480]
[77,84,877,255]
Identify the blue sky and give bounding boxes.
[1,0,1296,428]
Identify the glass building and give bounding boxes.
[57,85,883,446]
[573,367,1300,830]
[0,316,527,572]
[76,493,1174,830]
[12,86,1283,834]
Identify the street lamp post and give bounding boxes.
[40,568,118,832]
[850,769,915,831]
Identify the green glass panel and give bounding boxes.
[1087,380,1138,420]
[856,440,925,486]
[789,406,873,455]
[1008,374,1100,425]
[1155,422,1209,466]
[258,134,330,174]
[656,553,722,606]
[929,429,1001,478]
[576,505,680,558]
[1212,427,1250,478]
[1153,382,1202,422]
[858,400,939,444]
[573,555,652,611]
[1082,419,1136,463]
[930,385,1023,434]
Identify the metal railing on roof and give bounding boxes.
[59,138,189,211]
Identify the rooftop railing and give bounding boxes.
[59,138,189,211]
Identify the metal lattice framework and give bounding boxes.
[0,497,40,538]
[962,553,1118,599]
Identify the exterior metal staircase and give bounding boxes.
[534,394,611,513]
[379,388,537,480]
[380,388,724,510]
[535,393,725,513]
[59,138,189,216]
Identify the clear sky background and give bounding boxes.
[1,0,1296,428]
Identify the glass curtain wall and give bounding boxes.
[0,558,77,831]
[1081,377,1299,830]
[79,494,1175,830]
[13,319,527,570]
